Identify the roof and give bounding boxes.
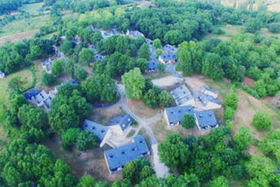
[147,60,158,69]
[24,89,40,100]
[0,70,5,75]
[55,79,79,90]
[95,54,104,62]
[199,93,220,106]
[128,30,144,38]
[34,90,48,104]
[159,53,176,62]
[43,97,52,109]
[89,45,97,52]
[165,105,194,124]
[195,110,217,128]
[107,114,132,131]
[82,120,109,141]
[104,135,149,172]
[171,85,194,105]
[201,86,217,95]
[162,44,177,54]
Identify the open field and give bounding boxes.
[259,28,280,38]
[89,105,124,125]
[127,99,162,119]
[0,30,38,46]
[19,2,44,15]
[150,117,209,143]
[0,15,50,37]
[44,136,121,183]
[233,89,280,141]
[204,24,244,41]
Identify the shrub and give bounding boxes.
[252,111,271,131]
[224,107,235,120]
[181,114,196,129]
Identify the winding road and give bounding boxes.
[117,84,170,178]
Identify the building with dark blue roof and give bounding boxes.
[95,54,105,62]
[24,89,40,100]
[82,120,109,141]
[55,79,79,93]
[198,93,221,110]
[146,60,158,72]
[194,110,218,130]
[164,105,194,126]
[104,135,150,174]
[200,86,218,98]
[107,114,132,132]
[171,85,195,107]
[158,53,177,64]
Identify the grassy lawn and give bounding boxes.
[204,24,245,41]
[232,89,280,142]
[150,117,209,143]
[19,2,44,15]
[127,99,162,119]
[0,15,50,37]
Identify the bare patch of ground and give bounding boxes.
[89,105,124,124]
[232,89,280,141]
[0,30,38,45]
[145,71,171,80]
[243,76,255,88]
[150,117,209,143]
[204,24,244,41]
[44,136,121,183]
[127,99,162,119]
[246,145,264,156]
[152,75,183,88]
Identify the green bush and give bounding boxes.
[252,111,271,131]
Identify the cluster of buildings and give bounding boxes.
[164,85,221,130]
[23,80,78,112]
[82,115,150,174]
[24,89,55,112]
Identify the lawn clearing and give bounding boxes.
[89,105,124,125]
[204,24,244,41]
[0,15,50,37]
[150,117,209,143]
[0,30,38,45]
[19,2,44,15]
[152,75,183,89]
[232,89,280,141]
[259,28,280,38]
[127,99,161,119]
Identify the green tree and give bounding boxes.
[76,130,99,151]
[252,111,271,131]
[153,39,162,49]
[224,91,239,110]
[60,40,74,56]
[74,65,88,81]
[234,127,253,150]
[224,107,235,120]
[41,72,56,86]
[164,30,183,45]
[176,41,202,76]
[245,18,262,33]
[139,43,150,60]
[158,134,189,171]
[51,59,64,76]
[77,175,95,187]
[252,80,267,98]
[143,89,158,108]
[155,49,162,57]
[61,128,81,150]
[135,58,149,73]
[210,176,229,187]
[181,113,195,129]
[159,91,172,107]
[111,179,132,187]
[258,129,280,164]
[121,68,146,100]
[79,48,95,66]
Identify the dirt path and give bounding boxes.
[117,84,170,178]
